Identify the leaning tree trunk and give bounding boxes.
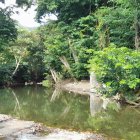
[12,56,22,77]
[59,56,71,70]
[50,69,60,83]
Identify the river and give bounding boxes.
[0,86,140,140]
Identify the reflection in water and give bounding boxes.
[50,87,62,102]
[90,94,103,116]
[0,86,140,140]
[51,87,71,117]
[90,93,121,116]
[11,90,21,112]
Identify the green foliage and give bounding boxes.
[24,30,46,82]
[0,28,46,85]
[36,0,112,23]
[0,7,17,85]
[71,62,89,80]
[41,2,140,81]
[0,0,140,99]
[0,8,17,48]
[0,64,14,85]
[95,7,135,48]
[89,45,140,96]
[42,15,97,80]
[14,29,46,83]
[16,0,30,6]
[43,22,68,72]
[42,79,53,88]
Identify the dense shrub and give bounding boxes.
[0,64,14,86]
[88,44,140,96]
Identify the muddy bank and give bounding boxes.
[59,80,91,95]
[0,114,106,140]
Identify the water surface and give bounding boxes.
[0,86,140,140]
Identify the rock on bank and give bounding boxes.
[0,114,106,140]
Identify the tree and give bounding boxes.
[0,7,17,48]
[0,7,17,85]
[105,0,140,49]
[88,45,140,96]
[95,4,136,49]
[36,0,112,23]
[0,0,33,7]
[25,29,45,82]
[9,28,45,83]
[10,29,30,77]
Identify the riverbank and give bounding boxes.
[59,80,140,107]
[0,114,106,140]
[58,80,91,95]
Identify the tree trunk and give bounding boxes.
[50,69,60,83]
[68,37,78,63]
[12,56,22,77]
[59,56,71,70]
[134,10,140,50]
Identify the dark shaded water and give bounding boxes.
[0,86,140,140]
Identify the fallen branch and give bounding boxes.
[126,99,140,107]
